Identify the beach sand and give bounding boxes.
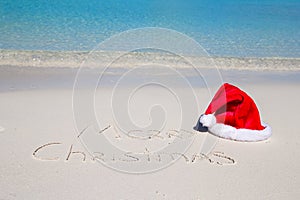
[1,62,300,199]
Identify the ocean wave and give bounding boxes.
[0,49,299,71]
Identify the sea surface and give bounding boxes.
[0,0,299,58]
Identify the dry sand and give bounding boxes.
[0,65,300,199]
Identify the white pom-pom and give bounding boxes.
[200,114,216,128]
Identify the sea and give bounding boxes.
[0,0,299,58]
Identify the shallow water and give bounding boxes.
[0,0,299,57]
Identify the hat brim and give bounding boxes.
[208,122,272,142]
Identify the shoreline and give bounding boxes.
[1,49,300,71]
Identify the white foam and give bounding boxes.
[0,49,299,71]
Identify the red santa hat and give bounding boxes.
[194,83,271,142]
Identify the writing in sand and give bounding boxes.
[32,124,236,166]
[33,142,235,166]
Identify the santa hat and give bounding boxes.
[194,83,271,142]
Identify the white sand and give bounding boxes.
[1,66,300,199]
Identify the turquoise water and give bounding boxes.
[0,0,299,57]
